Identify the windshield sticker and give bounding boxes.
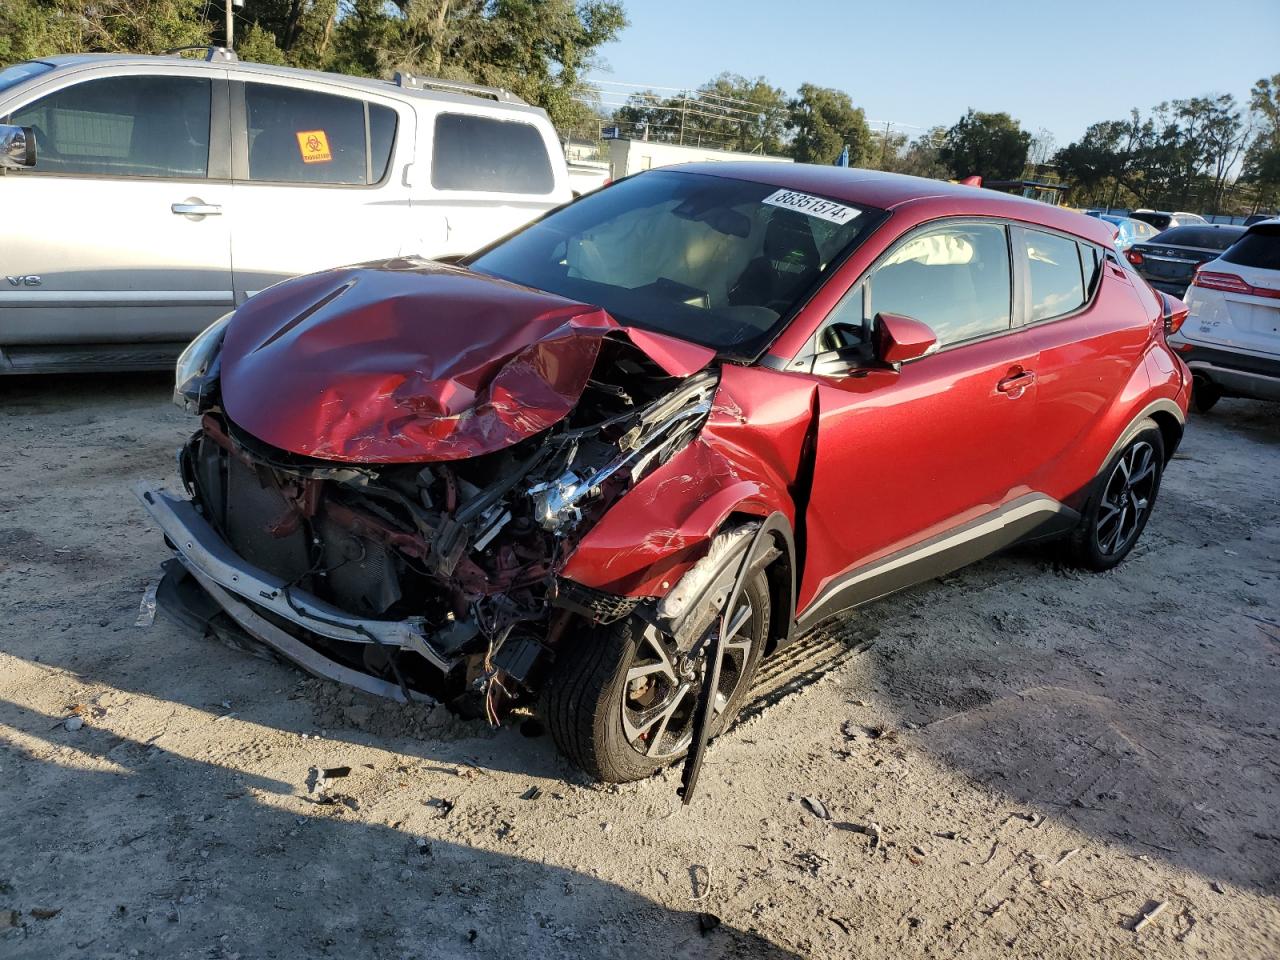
[762,189,861,225]
[296,130,332,164]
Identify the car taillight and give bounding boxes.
[1157,291,1189,336]
[1191,270,1280,299]
[1193,270,1251,293]
[1125,249,1143,266]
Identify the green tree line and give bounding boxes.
[0,0,627,131]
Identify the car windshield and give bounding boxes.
[467,170,883,358]
[0,61,54,96]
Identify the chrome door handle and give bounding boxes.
[997,371,1036,398]
[172,202,222,216]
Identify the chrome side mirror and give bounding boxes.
[0,125,35,169]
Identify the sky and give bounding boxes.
[593,0,1280,148]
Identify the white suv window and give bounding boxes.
[245,83,396,185]
[8,75,211,178]
[431,113,554,194]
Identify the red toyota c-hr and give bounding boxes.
[138,164,1190,786]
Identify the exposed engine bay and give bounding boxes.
[175,337,718,718]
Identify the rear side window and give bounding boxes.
[431,113,554,194]
[866,221,1012,346]
[1221,226,1280,271]
[1151,226,1244,250]
[9,75,211,178]
[245,84,397,185]
[1024,229,1085,321]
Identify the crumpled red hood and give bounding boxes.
[219,258,715,463]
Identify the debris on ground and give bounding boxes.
[697,912,721,935]
[800,796,831,820]
[1129,899,1169,933]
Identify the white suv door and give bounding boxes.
[227,78,416,301]
[0,67,234,347]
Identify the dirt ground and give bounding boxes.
[0,373,1277,960]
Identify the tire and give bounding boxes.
[1065,418,1165,572]
[543,569,770,783]
[1192,376,1222,414]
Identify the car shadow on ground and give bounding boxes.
[845,475,1280,899]
[0,695,803,959]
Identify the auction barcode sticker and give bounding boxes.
[762,189,861,225]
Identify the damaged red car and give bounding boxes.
[137,164,1190,787]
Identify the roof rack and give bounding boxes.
[392,71,525,105]
[165,46,238,63]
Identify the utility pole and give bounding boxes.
[226,0,234,49]
[679,95,687,146]
[881,120,891,169]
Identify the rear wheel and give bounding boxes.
[1066,419,1164,571]
[543,570,769,783]
[1192,375,1222,414]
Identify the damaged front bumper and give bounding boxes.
[134,484,455,701]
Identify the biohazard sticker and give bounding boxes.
[296,130,332,164]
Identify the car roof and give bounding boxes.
[668,161,1117,246]
[29,53,547,117]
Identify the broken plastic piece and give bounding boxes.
[135,579,159,627]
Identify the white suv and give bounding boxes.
[1171,219,1280,411]
[0,48,572,374]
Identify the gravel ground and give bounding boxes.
[0,373,1277,959]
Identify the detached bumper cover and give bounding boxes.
[134,485,456,692]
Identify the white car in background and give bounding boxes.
[0,48,572,374]
[1170,219,1280,411]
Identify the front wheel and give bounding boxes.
[542,570,770,783]
[1066,419,1164,571]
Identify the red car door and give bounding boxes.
[1013,228,1159,508]
[793,219,1062,627]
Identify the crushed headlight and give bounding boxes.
[173,312,233,412]
[529,372,717,532]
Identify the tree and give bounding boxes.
[0,0,209,62]
[607,73,787,153]
[0,0,627,135]
[891,127,949,179]
[785,83,873,165]
[1053,112,1150,207]
[939,109,1031,181]
[1242,73,1280,211]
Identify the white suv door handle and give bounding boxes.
[172,202,222,216]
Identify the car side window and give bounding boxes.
[431,113,554,194]
[1024,228,1086,322]
[8,75,211,178]
[245,83,390,185]
[865,221,1012,346]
